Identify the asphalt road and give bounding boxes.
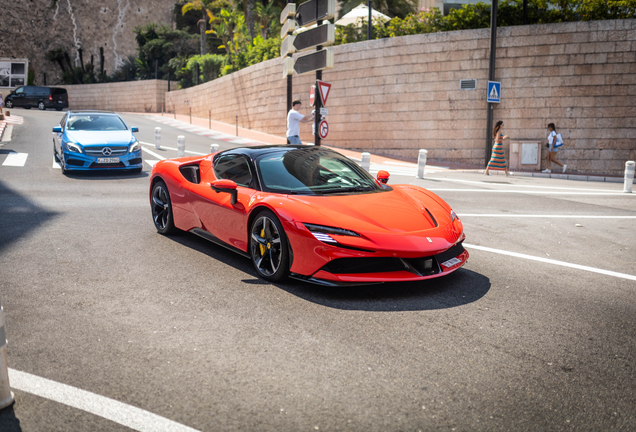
[0,109,634,432]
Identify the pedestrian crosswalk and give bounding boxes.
[2,152,28,166]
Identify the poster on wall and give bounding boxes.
[0,62,10,87]
[0,60,27,88]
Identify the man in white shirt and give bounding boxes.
[286,100,313,145]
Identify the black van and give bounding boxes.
[4,86,69,111]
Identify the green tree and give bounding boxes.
[254,0,282,39]
[181,0,216,55]
[134,23,198,79]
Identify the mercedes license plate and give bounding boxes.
[97,157,119,164]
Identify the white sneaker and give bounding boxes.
[562,164,567,173]
[542,169,551,173]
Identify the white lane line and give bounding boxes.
[8,369,201,432]
[459,214,636,219]
[145,159,159,167]
[53,157,61,169]
[463,243,636,282]
[2,152,28,166]
[427,177,618,192]
[427,189,633,195]
[1,125,13,142]
[141,146,166,160]
[140,143,207,156]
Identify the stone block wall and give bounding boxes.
[166,19,635,175]
[59,80,175,113]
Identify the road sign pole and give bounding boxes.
[485,0,498,166]
[315,11,323,146]
[286,0,293,144]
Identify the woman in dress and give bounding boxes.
[485,120,511,176]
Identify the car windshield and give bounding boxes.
[256,147,382,195]
[67,114,127,131]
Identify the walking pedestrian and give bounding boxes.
[542,123,566,173]
[485,120,511,176]
[286,100,314,145]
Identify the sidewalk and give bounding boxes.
[140,112,626,183]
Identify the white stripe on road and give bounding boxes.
[53,158,61,169]
[427,177,620,192]
[0,125,13,142]
[140,143,207,156]
[141,146,166,160]
[463,243,636,282]
[2,152,28,166]
[428,189,633,195]
[8,369,201,432]
[145,159,159,167]
[459,214,636,219]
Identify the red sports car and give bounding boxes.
[149,145,468,286]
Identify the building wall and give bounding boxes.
[164,19,635,175]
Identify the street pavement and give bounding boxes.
[0,109,634,432]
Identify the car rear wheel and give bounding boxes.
[151,180,177,235]
[38,102,45,110]
[250,210,289,282]
[5,100,12,109]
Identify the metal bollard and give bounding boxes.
[177,135,185,157]
[210,143,219,154]
[624,160,635,193]
[361,152,371,172]
[417,149,428,179]
[0,305,15,409]
[154,127,161,150]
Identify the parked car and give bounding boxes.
[52,110,142,173]
[150,145,468,285]
[5,86,68,111]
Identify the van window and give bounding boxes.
[14,87,24,95]
[52,88,67,96]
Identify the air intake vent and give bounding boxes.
[460,79,477,90]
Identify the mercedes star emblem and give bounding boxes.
[102,147,113,156]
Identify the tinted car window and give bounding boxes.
[34,87,49,97]
[14,87,24,95]
[67,114,127,131]
[52,88,67,95]
[214,155,253,187]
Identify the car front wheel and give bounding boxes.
[38,102,45,110]
[250,210,289,282]
[151,180,177,235]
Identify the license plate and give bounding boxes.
[440,257,462,268]
[57,100,64,103]
[97,157,119,164]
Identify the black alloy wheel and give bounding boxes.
[250,210,289,282]
[5,100,12,109]
[151,180,176,235]
[38,101,45,110]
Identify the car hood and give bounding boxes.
[286,186,450,234]
[65,130,133,145]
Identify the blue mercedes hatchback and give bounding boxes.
[53,110,142,173]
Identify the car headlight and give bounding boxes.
[65,142,82,153]
[303,223,360,243]
[129,140,140,153]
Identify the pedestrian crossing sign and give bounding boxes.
[487,81,501,103]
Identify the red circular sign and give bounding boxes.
[319,119,328,139]
[309,86,315,107]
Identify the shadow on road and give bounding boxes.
[0,404,22,432]
[0,181,58,255]
[60,169,148,180]
[166,231,490,312]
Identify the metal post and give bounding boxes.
[177,135,185,157]
[361,152,371,172]
[168,70,171,92]
[43,72,47,85]
[155,59,158,80]
[236,114,238,136]
[173,105,176,119]
[485,0,498,166]
[624,161,635,193]
[368,1,372,40]
[195,63,199,86]
[417,149,428,178]
[523,0,527,25]
[0,304,15,409]
[189,107,192,124]
[286,0,293,144]
[209,109,211,129]
[161,101,164,115]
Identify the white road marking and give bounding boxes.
[140,142,207,156]
[1,125,13,142]
[427,177,619,192]
[2,152,28,166]
[8,368,201,432]
[463,243,636,282]
[459,214,636,219]
[145,159,159,167]
[53,157,61,169]
[428,189,634,196]
[141,146,166,160]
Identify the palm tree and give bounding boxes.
[254,0,281,39]
[181,0,215,55]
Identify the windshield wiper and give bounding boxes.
[320,185,375,194]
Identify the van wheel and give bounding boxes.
[5,100,12,109]
[38,102,45,110]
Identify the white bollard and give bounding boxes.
[154,127,161,150]
[0,305,15,409]
[624,160,635,193]
[210,143,219,154]
[177,135,185,157]
[361,152,371,172]
[417,149,428,179]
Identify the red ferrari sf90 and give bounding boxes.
[149,145,467,286]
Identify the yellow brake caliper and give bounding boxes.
[259,228,266,256]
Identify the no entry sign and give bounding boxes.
[310,85,315,107]
[319,119,329,139]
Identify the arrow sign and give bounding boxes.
[293,48,334,76]
[295,0,335,28]
[280,23,335,57]
[317,80,331,106]
[280,19,297,39]
[280,3,296,24]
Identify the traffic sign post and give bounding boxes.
[310,85,315,107]
[319,119,329,139]
[487,81,501,103]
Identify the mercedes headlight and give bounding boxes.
[65,142,82,153]
[129,140,140,153]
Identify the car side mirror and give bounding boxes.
[131,127,139,132]
[52,125,62,133]
[376,170,390,184]
[211,179,238,205]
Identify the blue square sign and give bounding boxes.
[487,81,501,103]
